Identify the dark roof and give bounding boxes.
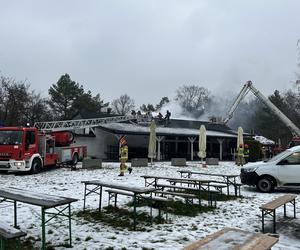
[97,118,238,138]
[159,119,235,134]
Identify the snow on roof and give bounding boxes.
[100,122,237,138]
[253,135,275,145]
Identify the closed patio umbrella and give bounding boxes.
[148,121,157,165]
[236,126,244,165]
[237,126,244,149]
[197,125,206,167]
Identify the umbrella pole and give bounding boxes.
[201,158,207,168]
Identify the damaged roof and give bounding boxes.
[99,118,237,138]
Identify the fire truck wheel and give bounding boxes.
[72,153,79,165]
[30,158,42,174]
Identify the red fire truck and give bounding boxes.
[0,115,134,174]
[0,126,86,173]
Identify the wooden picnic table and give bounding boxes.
[141,175,210,188]
[141,175,213,206]
[178,170,241,196]
[81,180,157,230]
[0,187,78,250]
[183,227,279,250]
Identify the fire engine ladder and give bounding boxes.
[34,115,135,132]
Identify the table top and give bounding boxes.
[178,170,239,178]
[166,177,211,183]
[140,175,173,180]
[82,180,157,194]
[0,187,78,209]
[183,227,279,250]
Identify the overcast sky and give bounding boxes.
[1,1,300,106]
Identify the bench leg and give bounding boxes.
[114,194,118,207]
[133,194,137,230]
[98,186,102,212]
[14,200,17,228]
[150,193,153,224]
[293,199,296,218]
[83,184,87,210]
[284,204,286,217]
[68,204,72,247]
[41,207,46,250]
[0,238,4,250]
[273,210,276,233]
[226,177,230,196]
[262,210,265,233]
[158,206,162,219]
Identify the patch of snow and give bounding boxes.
[253,135,275,145]
[0,161,299,249]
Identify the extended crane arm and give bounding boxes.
[223,83,250,124]
[223,81,300,137]
[34,115,136,132]
[247,81,300,137]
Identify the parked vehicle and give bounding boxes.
[0,127,86,174]
[240,145,300,192]
[0,115,135,174]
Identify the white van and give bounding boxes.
[240,145,300,192]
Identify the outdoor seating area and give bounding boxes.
[0,162,298,249]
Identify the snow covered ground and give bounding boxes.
[0,161,299,250]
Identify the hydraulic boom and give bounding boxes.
[224,81,300,137]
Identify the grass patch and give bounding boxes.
[76,205,166,231]
[170,189,240,201]
[128,199,215,217]
[4,237,37,250]
[85,236,93,241]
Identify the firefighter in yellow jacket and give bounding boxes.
[236,144,245,166]
[244,144,250,163]
[118,136,132,176]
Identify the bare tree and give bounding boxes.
[175,85,210,118]
[24,91,52,125]
[111,94,135,115]
[0,76,30,126]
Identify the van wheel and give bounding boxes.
[30,159,42,174]
[72,153,79,165]
[256,177,274,193]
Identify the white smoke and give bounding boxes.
[159,100,199,120]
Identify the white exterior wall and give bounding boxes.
[73,128,117,159]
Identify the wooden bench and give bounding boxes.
[0,222,27,250]
[105,189,173,205]
[260,194,297,233]
[168,179,227,194]
[154,190,197,205]
[105,189,172,219]
[198,180,242,196]
[156,184,218,207]
[183,227,279,250]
